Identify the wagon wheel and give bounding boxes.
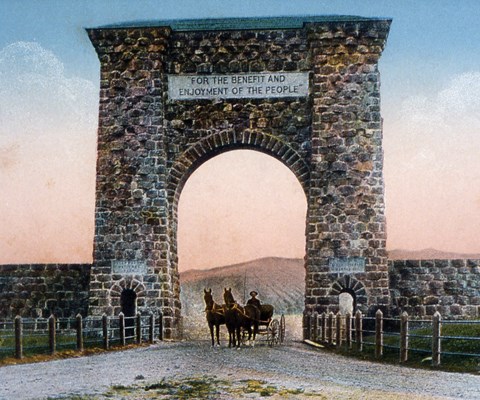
[279,314,286,344]
[267,319,280,347]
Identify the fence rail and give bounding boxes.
[0,312,163,360]
[304,310,480,366]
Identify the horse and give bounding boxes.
[223,288,260,348]
[203,288,226,347]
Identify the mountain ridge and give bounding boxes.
[179,250,480,317]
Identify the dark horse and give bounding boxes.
[203,288,225,347]
[223,288,260,348]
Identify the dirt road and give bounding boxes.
[1,340,479,399]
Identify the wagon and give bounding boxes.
[263,313,286,346]
[241,312,286,347]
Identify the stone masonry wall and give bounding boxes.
[87,16,392,337]
[0,264,91,318]
[389,259,480,319]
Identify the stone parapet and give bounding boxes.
[389,259,480,319]
[0,264,91,318]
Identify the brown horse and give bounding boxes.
[223,288,260,348]
[203,288,225,347]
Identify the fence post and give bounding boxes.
[102,314,109,350]
[119,312,125,346]
[327,312,334,345]
[302,312,308,340]
[158,312,163,341]
[305,312,312,340]
[321,313,327,343]
[345,312,352,349]
[432,311,442,367]
[375,309,383,358]
[400,311,409,363]
[49,315,56,355]
[14,315,23,359]
[149,313,155,344]
[336,312,342,348]
[136,313,142,344]
[312,312,318,342]
[76,314,84,352]
[355,310,363,352]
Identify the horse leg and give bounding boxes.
[253,322,259,342]
[246,326,252,346]
[228,327,235,348]
[209,322,215,347]
[251,322,258,347]
[215,323,220,347]
[236,326,242,348]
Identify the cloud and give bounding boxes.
[0,41,97,137]
[393,71,480,138]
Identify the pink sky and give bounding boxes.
[1,43,480,270]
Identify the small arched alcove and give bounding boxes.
[120,288,137,317]
[339,291,355,315]
[121,288,137,338]
[330,276,367,314]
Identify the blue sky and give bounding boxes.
[2,0,479,103]
[1,0,480,266]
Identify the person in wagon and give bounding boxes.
[247,290,261,309]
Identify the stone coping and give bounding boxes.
[93,15,392,31]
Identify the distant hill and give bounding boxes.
[180,250,480,317]
[388,248,480,260]
[180,257,305,317]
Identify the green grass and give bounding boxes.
[330,323,480,373]
[0,330,81,358]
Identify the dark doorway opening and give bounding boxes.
[121,289,137,338]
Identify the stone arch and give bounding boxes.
[87,16,391,339]
[330,276,368,313]
[110,278,146,315]
[167,129,310,212]
[167,130,309,316]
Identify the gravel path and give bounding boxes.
[0,340,479,399]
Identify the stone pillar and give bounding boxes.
[87,27,180,338]
[305,20,391,316]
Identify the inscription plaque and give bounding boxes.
[111,260,147,275]
[328,257,365,274]
[168,72,309,100]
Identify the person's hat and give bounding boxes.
[250,291,258,296]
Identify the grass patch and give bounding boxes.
[322,322,480,374]
[108,376,318,399]
[144,376,229,398]
[0,342,150,367]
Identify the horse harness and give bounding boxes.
[228,302,269,324]
[205,302,226,316]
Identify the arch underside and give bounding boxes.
[167,129,310,208]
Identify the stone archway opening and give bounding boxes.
[121,288,137,317]
[121,288,137,338]
[339,291,355,315]
[177,149,307,339]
